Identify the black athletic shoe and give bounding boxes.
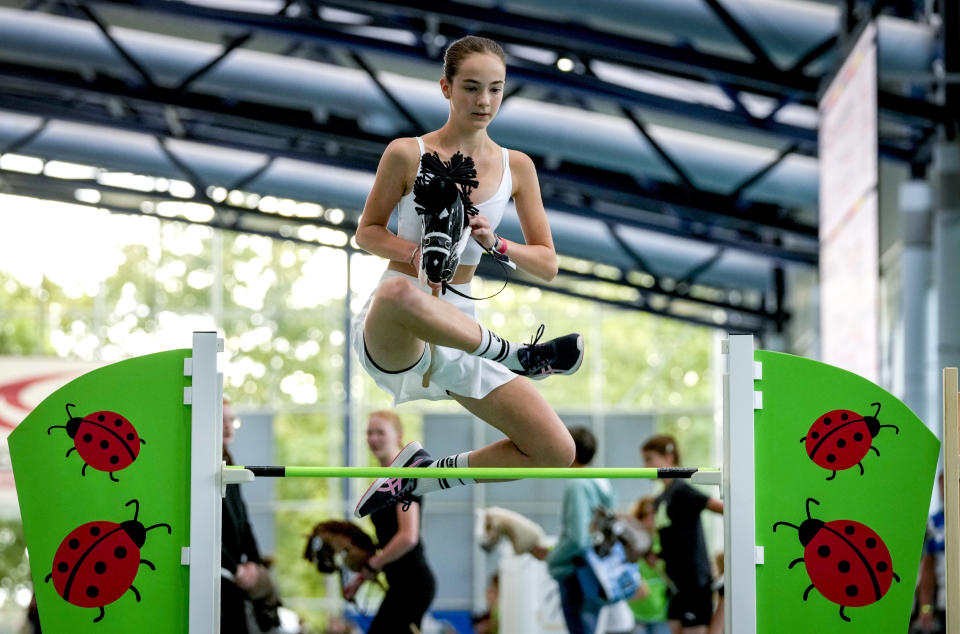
[514,324,585,380]
[354,441,433,518]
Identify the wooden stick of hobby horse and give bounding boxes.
[945,367,959,634]
[421,286,440,387]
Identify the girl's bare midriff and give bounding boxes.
[387,260,478,285]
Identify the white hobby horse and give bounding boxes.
[476,506,548,555]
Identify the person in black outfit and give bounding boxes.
[222,400,280,634]
[343,411,436,633]
[24,592,41,633]
[641,435,722,634]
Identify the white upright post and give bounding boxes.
[186,331,223,634]
[724,334,757,634]
[944,368,959,634]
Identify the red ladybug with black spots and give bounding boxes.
[801,402,899,480]
[773,497,899,622]
[44,499,171,623]
[47,403,146,482]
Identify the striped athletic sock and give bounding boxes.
[471,325,521,370]
[412,451,474,495]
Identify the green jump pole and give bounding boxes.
[228,465,718,479]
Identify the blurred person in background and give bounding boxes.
[912,471,945,634]
[20,592,41,633]
[472,572,500,634]
[707,553,723,634]
[535,426,616,634]
[343,411,436,633]
[641,435,722,634]
[628,496,670,634]
[222,399,283,634]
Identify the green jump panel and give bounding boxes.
[756,351,939,631]
[9,350,192,634]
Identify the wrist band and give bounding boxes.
[407,245,420,266]
[495,235,508,254]
[920,604,934,614]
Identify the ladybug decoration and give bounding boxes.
[44,499,171,623]
[773,497,899,622]
[801,402,899,480]
[47,403,146,482]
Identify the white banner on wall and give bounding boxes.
[820,191,880,381]
[818,23,879,382]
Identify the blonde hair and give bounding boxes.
[368,410,403,438]
[443,35,505,82]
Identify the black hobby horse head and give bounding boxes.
[413,151,479,286]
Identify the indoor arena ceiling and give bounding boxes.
[0,0,951,335]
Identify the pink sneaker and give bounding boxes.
[354,441,433,518]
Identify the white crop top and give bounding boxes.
[396,136,512,266]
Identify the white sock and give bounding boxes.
[412,451,474,495]
[472,325,521,370]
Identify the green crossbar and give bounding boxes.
[228,465,718,479]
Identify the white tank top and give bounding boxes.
[396,136,512,266]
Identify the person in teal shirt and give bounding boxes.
[534,426,616,634]
[629,496,671,634]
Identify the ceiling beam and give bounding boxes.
[73,0,937,159]
[0,60,818,264]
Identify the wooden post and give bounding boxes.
[421,287,440,388]
[724,334,757,634]
[945,367,959,634]
[187,332,223,634]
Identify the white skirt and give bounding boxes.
[351,269,518,404]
